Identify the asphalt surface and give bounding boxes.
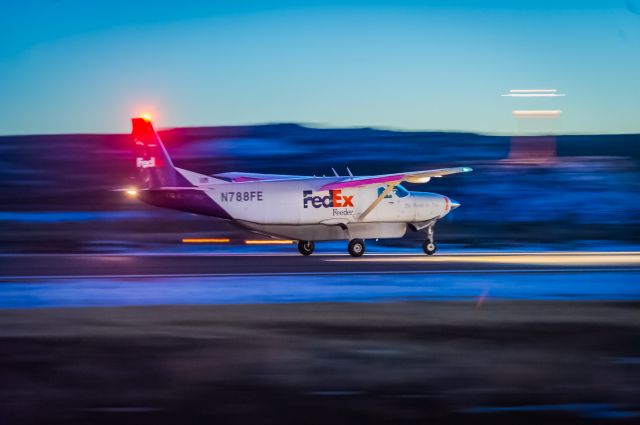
[1,251,640,279]
[3,302,639,424]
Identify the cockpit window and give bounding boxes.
[377,184,410,198]
[394,184,409,198]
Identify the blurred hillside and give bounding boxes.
[1,124,639,252]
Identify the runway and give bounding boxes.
[1,251,639,308]
[2,251,640,279]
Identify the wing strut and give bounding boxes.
[358,181,400,220]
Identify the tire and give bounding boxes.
[298,240,315,256]
[423,241,437,255]
[348,239,365,257]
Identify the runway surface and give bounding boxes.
[2,251,640,278]
[1,251,639,307]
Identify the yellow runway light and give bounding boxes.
[182,238,230,243]
[245,240,294,245]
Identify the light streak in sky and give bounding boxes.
[512,110,562,117]
[502,89,565,97]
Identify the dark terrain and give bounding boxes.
[1,301,639,424]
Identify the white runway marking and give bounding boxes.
[330,253,640,266]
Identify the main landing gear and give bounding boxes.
[297,239,367,257]
[348,239,365,257]
[297,240,315,256]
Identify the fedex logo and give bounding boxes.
[136,157,157,168]
[303,189,354,209]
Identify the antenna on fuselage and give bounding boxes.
[331,167,339,177]
[346,167,353,177]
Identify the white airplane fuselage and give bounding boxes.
[139,172,455,241]
[206,179,449,224]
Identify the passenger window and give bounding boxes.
[377,187,393,199]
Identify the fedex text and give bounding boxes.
[303,189,354,209]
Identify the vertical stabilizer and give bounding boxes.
[131,117,191,189]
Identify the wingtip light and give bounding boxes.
[141,113,152,122]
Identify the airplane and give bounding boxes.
[128,116,472,257]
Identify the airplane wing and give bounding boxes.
[320,167,473,191]
[319,166,473,220]
[213,172,310,182]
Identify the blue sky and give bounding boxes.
[0,0,638,135]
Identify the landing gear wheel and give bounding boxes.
[348,239,365,257]
[423,241,437,255]
[298,240,315,256]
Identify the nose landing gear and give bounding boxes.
[423,241,437,255]
[423,224,437,255]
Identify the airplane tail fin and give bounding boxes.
[131,117,192,189]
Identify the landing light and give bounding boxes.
[126,188,138,197]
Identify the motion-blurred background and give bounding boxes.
[1,125,639,252]
[1,1,639,253]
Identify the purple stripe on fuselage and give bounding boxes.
[139,189,232,220]
[321,174,404,190]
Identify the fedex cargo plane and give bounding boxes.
[129,117,472,256]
